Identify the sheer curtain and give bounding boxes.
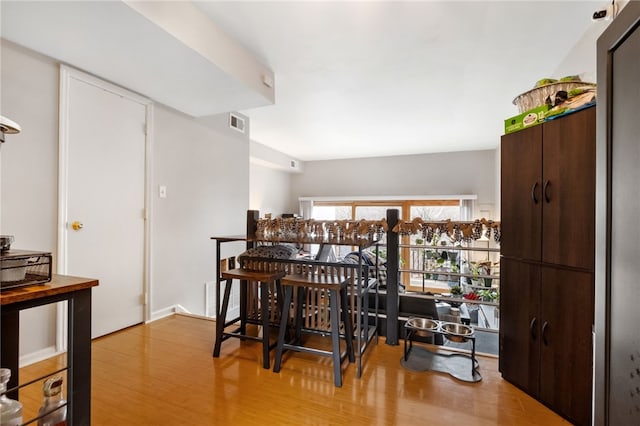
[299,199,314,219]
[460,199,475,221]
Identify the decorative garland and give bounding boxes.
[255,218,388,243]
[391,218,501,244]
[254,217,500,244]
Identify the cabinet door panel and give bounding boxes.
[540,267,593,426]
[501,126,543,260]
[608,17,640,425]
[542,107,596,269]
[499,258,540,394]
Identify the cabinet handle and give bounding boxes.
[543,180,551,203]
[530,317,537,340]
[542,321,549,346]
[531,182,539,204]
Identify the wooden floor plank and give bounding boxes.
[18,315,571,425]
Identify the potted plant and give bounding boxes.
[470,261,493,287]
[477,289,499,302]
[449,285,463,308]
[469,262,483,287]
[479,261,493,287]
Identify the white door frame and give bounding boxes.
[56,65,153,350]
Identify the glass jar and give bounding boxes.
[0,368,23,426]
[37,376,67,426]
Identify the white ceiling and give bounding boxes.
[2,1,605,161]
[196,1,604,161]
[1,1,274,116]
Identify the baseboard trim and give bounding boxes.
[149,305,178,322]
[19,345,61,368]
[173,304,190,314]
[175,312,215,322]
[148,304,217,323]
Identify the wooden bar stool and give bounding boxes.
[213,268,285,369]
[273,273,355,387]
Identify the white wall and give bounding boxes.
[1,39,250,361]
[554,0,630,82]
[250,140,303,173]
[291,149,498,218]
[1,40,59,360]
[151,107,249,318]
[250,163,294,217]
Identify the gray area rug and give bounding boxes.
[401,345,482,383]
[443,329,498,355]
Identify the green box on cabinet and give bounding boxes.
[504,105,550,134]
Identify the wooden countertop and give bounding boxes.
[1,274,99,305]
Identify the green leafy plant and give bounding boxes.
[477,289,499,302]
[372,247,387,260]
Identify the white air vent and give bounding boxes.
[229,113,245,133]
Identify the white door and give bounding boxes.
[59,66,150,338]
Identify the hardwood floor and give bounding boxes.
[19,315,570,425]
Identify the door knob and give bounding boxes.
[71,221,84,231]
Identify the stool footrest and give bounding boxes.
[281,342,352,362]
[221,331,279,350]
[222,317,241,329]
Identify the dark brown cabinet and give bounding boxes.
[500,258,593,426]
[500,124,542,261]
[499,258,540,395]
[500,106,595,426]
[538,266,593,425]
[540,110,595,269]
[501,107,595,269]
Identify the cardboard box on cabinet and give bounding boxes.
[504,105,550,134]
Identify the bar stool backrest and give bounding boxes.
[239,256,367,332]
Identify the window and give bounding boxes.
[307,198,469,287]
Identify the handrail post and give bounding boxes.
[386,209,400,345]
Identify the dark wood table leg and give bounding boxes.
[295,287,305,343]
[273,286,293,373]
[213,278,233,357]
[0,309,19,400]
[329,288,342,387]
[214,277,221,355]
[67,288,92,426]
[260,280,270,369]
[340,286,355,363]
[239,279,248,335]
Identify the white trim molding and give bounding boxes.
[299,194,477,202]
[19,345,60,368]
[57,64,153,350]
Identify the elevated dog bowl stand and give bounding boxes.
[402,323,482,383]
